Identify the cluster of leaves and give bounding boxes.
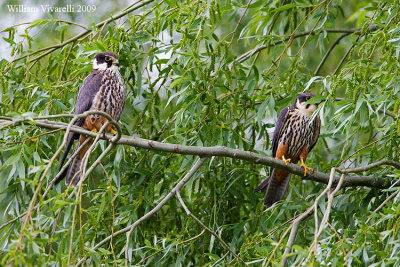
[0,0,399,265]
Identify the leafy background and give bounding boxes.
[0,0,399,265]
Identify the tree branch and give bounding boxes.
[123,157,207,266]
[75,157,207,266]
[333,39,357,75]
[235,26,377,63]
[13,113,84,252]
[314,32,353,75]
[5,0,154,67]
[310,172,345,256]
[281,168,343,266]
[0,111,121,232]
[335,97,397,119]
[337,159,400,174]
[365,190,400,225]
[1,116,397,189]
[176,190,247,266]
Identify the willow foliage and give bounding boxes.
[0,0,399,266]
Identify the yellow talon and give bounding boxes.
[282,156,291,166]
[91,128,98,133]
[300,158,313,176]
[110,128,117,135]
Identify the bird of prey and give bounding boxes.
[55,52,126,186]
[254,93,321,207]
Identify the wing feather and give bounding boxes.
[55,70,103,184]
[75,70,103,120]
[271,106,290,157]
[308,115,320,152]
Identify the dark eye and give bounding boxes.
[105,56,111,61]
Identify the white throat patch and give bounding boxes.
[296,100,317,117]
[110,64,119,72]
[92,59,108,70]
[92,59,120,72]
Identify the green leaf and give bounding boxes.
[272,4,297,13]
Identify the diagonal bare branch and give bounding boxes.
[72,157,207,267]
[235,26,377,64]
[123,157,207,266]
[314,32,353,75]
[4,0,155,68]
[176,190,247,266]
[281,168,341,266]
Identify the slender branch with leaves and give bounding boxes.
[1,0,399,266]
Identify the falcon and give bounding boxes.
[254,93,321,207]
[55,52,126,186]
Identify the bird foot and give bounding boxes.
[282,156,291,166]
[110,128,117,135]
[300,159,313,176]
[91,128,98,134]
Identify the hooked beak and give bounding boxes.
[113,59,119,66]
[315,99,326,106]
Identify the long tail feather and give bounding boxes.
[54,132,77,185]
[263,169,291,207]
[254,176,271,192]
[65,146,82,186]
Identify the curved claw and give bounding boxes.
[91,128,98,134]
[282,156,291,166]
[300,158,313,176]
[110,128,117,135]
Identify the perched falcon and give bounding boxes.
[254,93,321,207]
[55,52,126,186]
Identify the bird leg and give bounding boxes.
[300,158,313,176]
[91,116,118,136]
[282,155,291,166]
[109,127,117,135]
[104,123,117,135]
[276,144,290,166]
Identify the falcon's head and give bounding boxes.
[92,52,120,71]
[295,93,320,117]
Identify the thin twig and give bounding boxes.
[326,222,348,264]
[337,159,400,174]
[211,251,230,267]
[73,157,207,267]
[281,168,338,266]
[2,128,63,145]
[0,19,88,33]
[333,13,380,75]
[236,26,377,64]
[100,163,117,265]
[0,111,121,233]
[13,113,83,252]
[176,190,247,266]
[67,120,109,265]
[58,41,76,81]
[180,229,206,244]
[314,32,353,75]
[5,0,154,68]
[123,157,207,266]
[263,0,327,76]
[310,173,345,255]
[333,40,357,75]
[264,223,294,267]
[365,191,400,224]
